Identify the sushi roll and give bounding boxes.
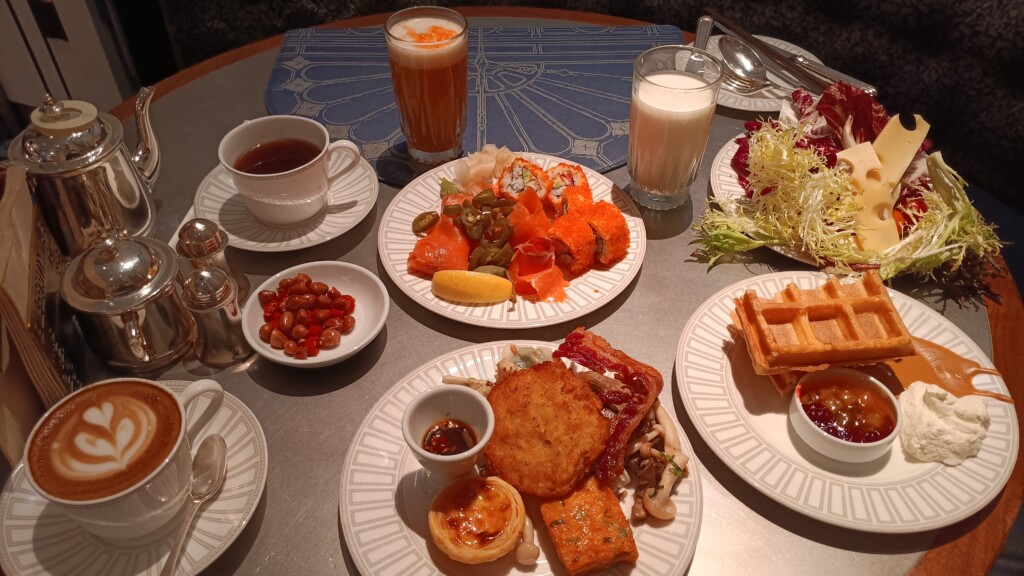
[560,185,594,215]
[545,163,591,211]
[497,158,551,203]
[548,213,596,276]
[581,201,629,266]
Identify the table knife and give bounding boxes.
[769,44,878,95]
[703,7,830,93]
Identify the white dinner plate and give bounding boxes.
[0,382,269,575]
[193,147,378,252]
[339,340,702,575]
[707,35,821,112]
[378,153,647,328]
[708,136,816,265]
[675,271,1018,533]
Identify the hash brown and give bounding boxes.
[484,361,610,498]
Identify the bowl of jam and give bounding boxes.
[789,368,902,463]
[402,385,494,482]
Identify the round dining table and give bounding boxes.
[95,7,1024,576]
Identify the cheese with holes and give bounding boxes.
[836,142,898,251]
[836,115,930,252]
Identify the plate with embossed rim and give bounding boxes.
[0,381,269,576]
[339,340,702,575]
[193,146,378,252]
[706,35,821,112]
[708,137,818,266]
[675,271,1018,533]
[378,153,646,328]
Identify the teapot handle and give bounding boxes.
[122,310,152,362]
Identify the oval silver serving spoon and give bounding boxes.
[718,35,786,93]
[160,434,228,576]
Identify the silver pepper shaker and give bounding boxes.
[177,218,250,302]
[181,266,253,368]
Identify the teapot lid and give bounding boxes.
[62,233,179,314]
[8,95,122,175]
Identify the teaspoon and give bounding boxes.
[718,35,788,93]
[160,434,228,576]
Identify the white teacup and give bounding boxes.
[218,115,361,227]
[23,378,224,544]
[402,386,493,488]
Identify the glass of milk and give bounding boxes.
[627,45,722,210]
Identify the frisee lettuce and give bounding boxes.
[694,126,1003,294]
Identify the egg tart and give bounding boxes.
[428,475,526,564]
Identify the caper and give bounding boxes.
[473,265,509,278]
[412,211,440,236]
[442,204,463,217]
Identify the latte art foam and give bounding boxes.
[28,381,181,501]
[51,398,159,481]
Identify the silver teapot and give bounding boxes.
[61,233,196,373]
[8,89,160,257]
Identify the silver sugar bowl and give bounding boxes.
[176,218,250,302]
[61,234,196,372]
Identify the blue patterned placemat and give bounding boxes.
[265,25,684,186]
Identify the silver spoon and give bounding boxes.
[718,36,788,93]
[160,434,228,576]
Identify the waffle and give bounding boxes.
[732,271,914,378]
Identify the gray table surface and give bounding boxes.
[117,19,993,576]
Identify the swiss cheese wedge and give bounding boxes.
[836,114,930,252]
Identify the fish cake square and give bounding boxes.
[539,476,638,576]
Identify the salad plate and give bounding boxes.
[0,381,269,576]
[706,35,821,112]
[339,340,702,575]
[193,146,378,252]
[377,153,647,329]
[675,271,1018,533]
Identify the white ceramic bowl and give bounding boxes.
[242,261,389,368]
[402,385,494,482]
[789,368,903,463]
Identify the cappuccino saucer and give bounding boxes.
[0,382,268,576]
[192,146,379,253]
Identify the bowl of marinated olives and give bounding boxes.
[242,261,388,367]
[789,368,903,463]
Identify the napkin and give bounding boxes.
[266,25,685,186]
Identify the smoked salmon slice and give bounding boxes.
[507,188,550,247]
[408,215,470,276]
[509,237,570,302]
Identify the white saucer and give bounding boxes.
[193,148,379,252]
[0,382,269,576]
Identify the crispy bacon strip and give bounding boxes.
[554,327,663,482]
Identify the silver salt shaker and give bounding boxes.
[177,218,250,302]
[181,266,253,368]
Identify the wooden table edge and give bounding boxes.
[106,7,1023,576]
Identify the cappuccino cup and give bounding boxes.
[23,378,224,544]
[218,115,363,227]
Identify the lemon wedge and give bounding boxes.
[432,270,514,304]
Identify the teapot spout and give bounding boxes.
[132,86,160,184]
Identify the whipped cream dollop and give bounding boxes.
[899,381,990,466]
